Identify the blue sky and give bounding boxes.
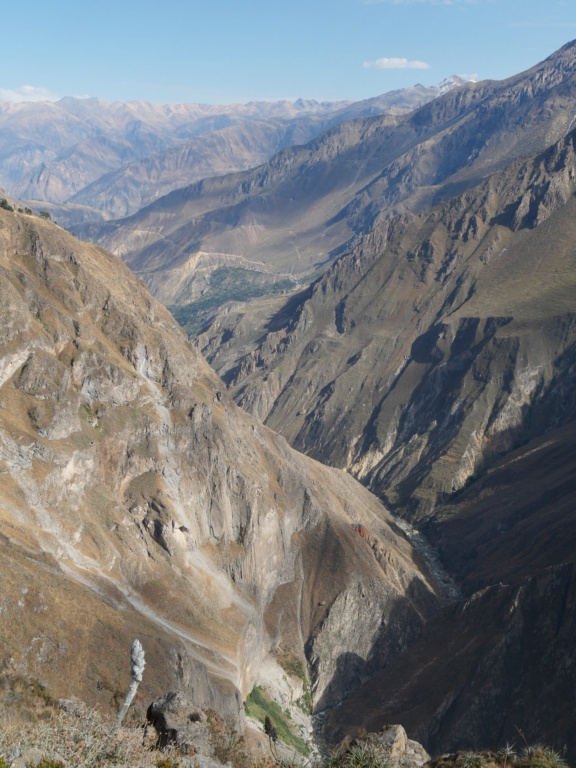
[2,0,576,105]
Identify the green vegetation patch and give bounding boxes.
[243,685,308,755]
[276,652,306,681]
[298,675,312,715]
[168,266,296,336]
[275,652,313,714]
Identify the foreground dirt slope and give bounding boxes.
[0,209,441,723]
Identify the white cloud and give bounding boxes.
[0,85,59,103]
[364,57,431,70]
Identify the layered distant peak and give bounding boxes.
[432,75,470,95]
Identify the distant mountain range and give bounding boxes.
[79,43,576,334]
[0,79,464,229]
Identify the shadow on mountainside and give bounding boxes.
[323,561,576,761]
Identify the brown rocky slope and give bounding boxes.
[0,208,442,730]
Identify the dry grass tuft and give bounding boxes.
[0,707,177,768]
[428,747,569,768]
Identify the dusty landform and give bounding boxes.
[0,209,442,735]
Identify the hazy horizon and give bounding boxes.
[2,0,575,105]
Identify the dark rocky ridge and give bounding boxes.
[198,125,576,521]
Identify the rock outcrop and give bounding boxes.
[146,692,220,764]
[364,724,430,768]
[326,725,430,768]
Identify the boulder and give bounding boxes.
[146,691,231,767]
[58,696,90,717]
[363,724,430,768]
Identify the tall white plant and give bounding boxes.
[114,639,146,728]
[92,639,146,764]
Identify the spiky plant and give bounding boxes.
[541,748,567,767]
[461,752,483,768]
[115,639,146,728]
[88,639,146,766]
[498,743,517,766]
[342,742,392,768]
[522,745,544,758]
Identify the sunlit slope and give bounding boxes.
[0,208,440,720]
[198,124,576,521]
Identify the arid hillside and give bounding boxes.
[197,125,576,522]
[0,207,441,733]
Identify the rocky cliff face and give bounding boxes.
[0,208,441,727]
[325,561,576,759]
[198,126,576,522]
